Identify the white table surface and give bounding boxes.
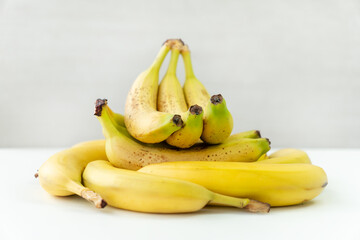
[0,148,359,240]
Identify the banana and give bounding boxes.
[182,45,210,108]
[36,140,108,208]
[95,99,270,170]
[139,161,328,207]
[124,39,183,143]
[201,94,233,144]
[181,46,233,144]
[83,160,270,213]
[257,148,312,164]
[157,42,204,148]
[107,103,258,143]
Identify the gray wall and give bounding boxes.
[1,0,359,148]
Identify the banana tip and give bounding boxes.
[94,99,108,116]
[255,130,261,138]
[172,115,183,127]
[265,138,271,146]
[100,199,107,208]
[210,94,223,105]
[189,105,203,115]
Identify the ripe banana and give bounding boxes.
[124,39,183,143]
[182,46,233,144]
[257,148,312,164]
[139,161,327,207]
[182,45,210,108]
[95,99,270,170]
[83,160,270,213]
[36,140,108,208]
[201,94,233,144]
[158,42,204,148]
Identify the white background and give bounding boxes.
[0,148,359,240]
[0,0,359,148]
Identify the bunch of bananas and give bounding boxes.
[36,39,327,214]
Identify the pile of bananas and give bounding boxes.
[36,39,327,214]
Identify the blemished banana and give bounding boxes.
[83,160,270,213]
[139,161,327,207]
[257,148,312,164]
[158,42,204,148]
[95,99,270,170]
[201,94,233,144]
[124,39,183,143]
[36,140,108,208]
[107,103,258,144]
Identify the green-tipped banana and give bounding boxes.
[95,99,270,170]
[124,40,183,143]
[201,94,233,144]
[83,160,270,213]
[182,46,233,144]
[158,42,204,148]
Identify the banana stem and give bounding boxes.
[181,47,196,79]
[152,44,171,70]
[80,188,107,208]
[209,193,270,213]
[165,48,180,75]
[66,181,107,208]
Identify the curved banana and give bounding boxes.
[95,99,270,170]
[36,140,108,208]
[257,148,312,164]
[201,94,233,144]
[139,161,328,207]
[158,43,204,148]
[182,45,210,108]
[83,160,270,213]
[124,39,183,143]
[181,46,233,144]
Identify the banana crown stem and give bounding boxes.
[181,47,196,79]
[165,48,180,75]
[151,44,171,70]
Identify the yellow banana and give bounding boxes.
[257,148,311,164]
[182,45,210,108]
[83,160,270,213]
[158,42,204,148]
[95,99,270,170]
[182,46,233,144]
[124,39,183,143]
[36,140,108,208]
[201,94,233,144]
[139,161,327,207]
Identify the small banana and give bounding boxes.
[181,46,233,144]
[257,148,312,164]
[182,45,210,108]
[36,140,108,208]
[124,39,183,143]
[107,104,258,144]
[139,161,328,207]
[158,42,203,148]
[201,94,233,144]
[95,99,270,170]
[83,160,270,213]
